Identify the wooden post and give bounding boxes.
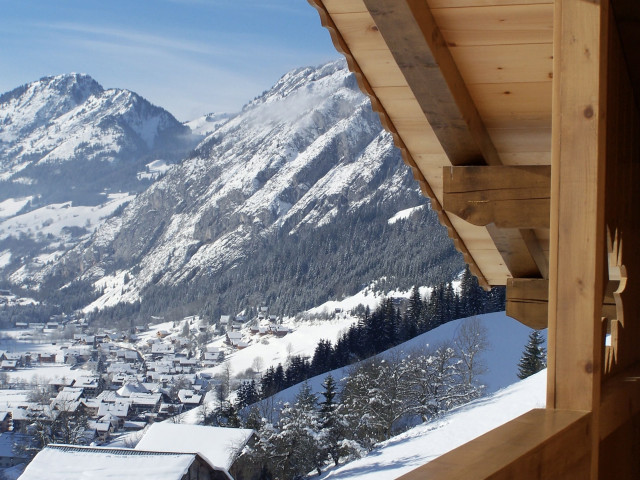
[548,0,609,477]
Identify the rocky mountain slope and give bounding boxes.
[0,73,196,287]
[42,60,462,321]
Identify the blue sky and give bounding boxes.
[0,0,339,121]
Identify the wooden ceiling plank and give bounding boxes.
[352,49,408,87]
[330,12,388,51]
[432,4,553,47]
[488,127,552,154]
[451,44,553,85]
[470,82,552,130]
[322,0,367,14]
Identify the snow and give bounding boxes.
[184,112,232,137]
[83,269,140,312]
[319,371,547,479]
[200,315,358,381]
[18,445,197,480]
[0,193,133,241]
[0,197,32,220]
[305,281,431,319]
[387,205,424,225]
[137,160,174,181]
[0,250,11,268]
[135,423,254,471]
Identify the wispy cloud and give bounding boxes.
[35,22,232,57]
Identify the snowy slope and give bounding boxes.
[319,371,546,480]
[263,311,545,406]
[176,309,545,431]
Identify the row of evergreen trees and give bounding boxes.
[260,269,504,398]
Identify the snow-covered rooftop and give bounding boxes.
[135,423,254,471]
[18,445,199,480]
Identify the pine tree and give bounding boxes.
[319,374,347,466]
[517,330,547,379]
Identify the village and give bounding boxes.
[0,298,294,471]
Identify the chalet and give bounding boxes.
[116,381,149,398]
[19,445,232,480]
[9,408,30,433]
[128,392,162,414]
[74,375,101,393]
[308,0,640,477]
[106,362,137,375]
[75,335,95,346]
[0,412,12,433]
[273,325,289,337]
[156,329,170,339]
[136,423,254,480]
[0,432,30,468]
[116,349,140,363]
[225,331,242,346]
[96,402,130,424]
[177,390,202,409]
[3,353,24,367]
[45,322,60,330]
[52,387,84,409]
[14,322,27,329]
[0,361,16,371]
[151,343,175,356]
[37,352,56,364]
[48,377,74,393]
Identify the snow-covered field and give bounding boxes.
[0,193,133,242]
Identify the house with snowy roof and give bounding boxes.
[225,331,242,346]
[135,423,254,479]
[177,390,202,409]
[128,393,162,414]
[18,444,231,480]
[0,432,31,468]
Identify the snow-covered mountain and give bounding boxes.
[0,73,196,288]
[41,60,462,319]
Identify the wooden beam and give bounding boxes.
[362,0,501,166]
[486,225,540,279]
[443,166,550,229]
[397,409,591,480]
[548,0,609,477]
[506,278,548,329]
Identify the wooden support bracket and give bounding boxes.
[443,166,551,229]
[506,278,549,329]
